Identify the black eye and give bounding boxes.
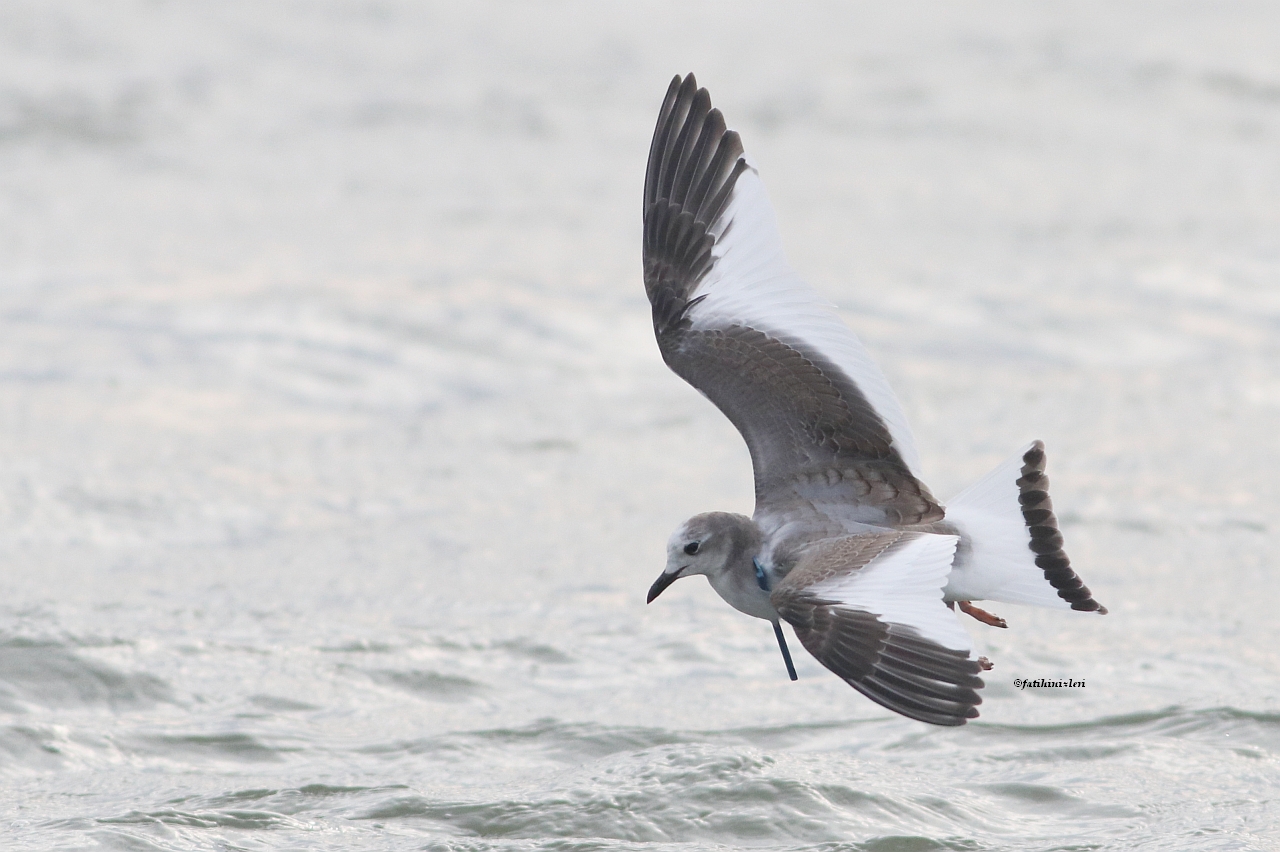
[684,541,700,555]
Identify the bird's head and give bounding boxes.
[646,512,755,603]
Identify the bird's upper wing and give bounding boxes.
[771,531,984,726]
[643,74,941,536]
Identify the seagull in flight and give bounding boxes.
[642,74,1107,726]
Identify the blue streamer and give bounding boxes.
[754,559,798,682]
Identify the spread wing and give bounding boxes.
[771,531,984,726]
[642,74,941,536]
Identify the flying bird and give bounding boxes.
[642,74,1106,726]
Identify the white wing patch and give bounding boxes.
[684,160,924,478]
[807,533,973,652]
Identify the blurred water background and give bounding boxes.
[2,2,1280,849]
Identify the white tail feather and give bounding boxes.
[942,443,1072,610]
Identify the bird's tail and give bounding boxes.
[941,441,1106,613]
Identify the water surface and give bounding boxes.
[2,2,1279,849]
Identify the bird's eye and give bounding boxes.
[684,542,700,555]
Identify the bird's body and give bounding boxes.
[641,74,1106,726]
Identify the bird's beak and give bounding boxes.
[646,567,685,603]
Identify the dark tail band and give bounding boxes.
[1018,441,1107,614]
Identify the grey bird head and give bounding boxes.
[647,512,756,603]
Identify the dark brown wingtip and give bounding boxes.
[1018,441,1107,613]
[642,74,751,327]
[775,598,986,726]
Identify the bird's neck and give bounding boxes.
[705,517,775,621]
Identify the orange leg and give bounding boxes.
[958,601,1008,629]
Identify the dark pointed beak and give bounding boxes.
[647,567,685,603]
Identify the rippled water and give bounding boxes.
[3,2,1280,849]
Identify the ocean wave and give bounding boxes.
[0,639,171,712]
[122,732,299,764]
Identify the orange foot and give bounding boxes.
[958,601,1008,629]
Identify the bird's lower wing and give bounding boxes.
[772,532,985,726]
